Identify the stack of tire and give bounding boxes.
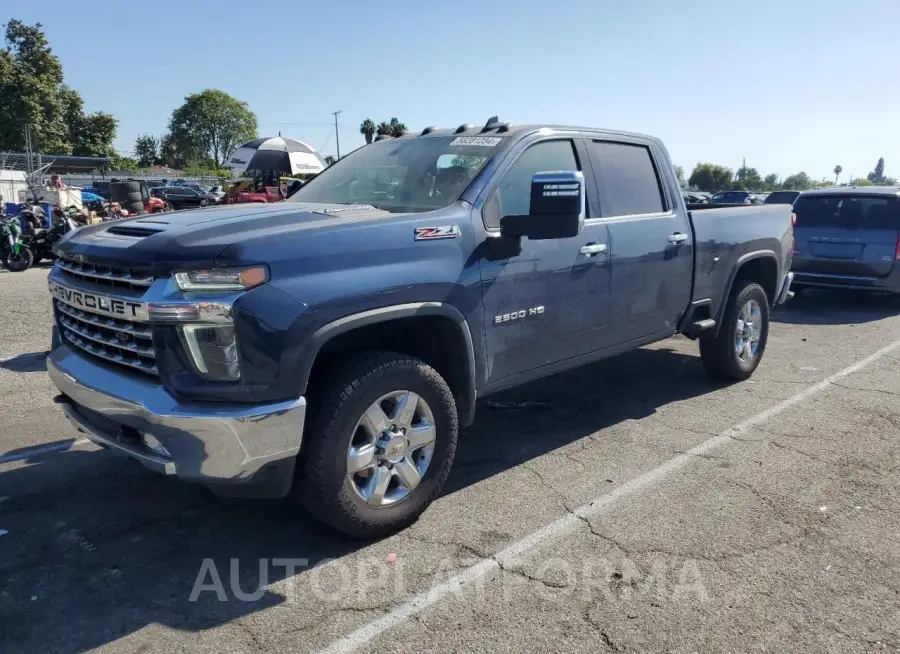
[109,180,145,216]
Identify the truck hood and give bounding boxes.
[54,202,393,275]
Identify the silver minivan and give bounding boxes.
[791,187,900,294]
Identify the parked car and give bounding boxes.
[710,190,753,204]
[790,186,900,295]
[206,185,226,203]
[764,190,802,205]
[46,118,794,538]
[154,186,215,210]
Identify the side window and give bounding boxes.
[485,139,580,229]
[588,141,666,217]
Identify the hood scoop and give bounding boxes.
[105,224,167,238]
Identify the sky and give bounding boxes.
[5,0,899,182]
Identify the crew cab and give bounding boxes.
[46,118,794,538]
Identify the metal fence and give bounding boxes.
[58,172,226,188]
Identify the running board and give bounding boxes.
[685,318,716,339]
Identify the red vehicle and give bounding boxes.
[146,194,168,213]
[230,185,284,204]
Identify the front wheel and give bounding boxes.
[699,280,770,381]
[298,351,458,538]
[4,246,33,272]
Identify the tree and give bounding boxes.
[781,172,812,190]
[674,165,686,187]
[867,157,886,183]
[688,163,733,192]
[763,173,780,191]
[0,20,116,156]
[134,134,160,167]
[833,165,842,185]
[375,121,392,136]
[108,155,139,172]
[850,178,874,186]
[734,165,763,191]
[324,155,336,166]
[388,117,407,136]
[169,89,257,168]
[359,119,375,145]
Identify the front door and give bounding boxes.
[477,137,612,387]
[584,138,694,344]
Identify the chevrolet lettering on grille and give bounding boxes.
[48,280,149,322]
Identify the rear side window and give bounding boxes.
[587,141,666,217]
[793,195,899,230]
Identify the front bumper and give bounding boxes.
[48,345,306,497]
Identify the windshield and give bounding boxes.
[287,136,500,212]
[712,191,749,203]
[765,191,800,205]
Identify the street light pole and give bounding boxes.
[332,110,342,159]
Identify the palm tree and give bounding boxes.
[359,119,376,145]
[833,165,843,185]
[375,121,392,137]
[388,117,408,136]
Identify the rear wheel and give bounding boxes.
[700,280,770,381]
[298,351,458,538]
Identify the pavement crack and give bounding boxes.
[830,381,900,397]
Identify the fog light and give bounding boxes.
[179,324,240,380]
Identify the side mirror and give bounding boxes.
[500,171,585,240]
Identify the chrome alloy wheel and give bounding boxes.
[734,299,762,363]
[346,390,437,507]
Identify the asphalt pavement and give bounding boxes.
[1,266,899,653]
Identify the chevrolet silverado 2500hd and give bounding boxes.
[46,118,794,537]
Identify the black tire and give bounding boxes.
[700,280,770,381]
[109,181,141,203]
[124,200,145,216]
[298,351,458,539]
[4,246,33,272]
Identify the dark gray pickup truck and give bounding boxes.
[46,118,794,537]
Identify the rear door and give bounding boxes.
[584,138,693,344]
[793,193,899,277]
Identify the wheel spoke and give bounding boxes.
[393,457,422,491]
[741,340,752,361]
[363,466,392,505]
[393,391,419,431]
[360,402,390,438]
[407,422,436,450]
[347,443,376,475]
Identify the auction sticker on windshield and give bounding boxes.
[450,136,502,147]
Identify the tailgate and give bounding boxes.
[792,194,899,277]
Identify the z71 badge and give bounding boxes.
[414,225,460,241]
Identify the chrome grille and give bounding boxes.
[56,254,154,290]
[54,299,157,376]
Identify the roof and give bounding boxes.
[377,119,662,147]
[802,185,900,197]
[1,152,110,173]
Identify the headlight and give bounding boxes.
[173,266,268,292]
[179,324,240,380]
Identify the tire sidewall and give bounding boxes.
[311,361,457,531]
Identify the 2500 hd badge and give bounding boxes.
[48,281,145,320]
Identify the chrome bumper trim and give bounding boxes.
[47,345,305,486]
[775,272,794,304]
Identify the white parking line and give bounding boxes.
[317,338,900,654]
[0,439,91,464]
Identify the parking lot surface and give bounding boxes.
[1,266,899,653]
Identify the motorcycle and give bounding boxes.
[23,208,79,264]
[0,215,33,272]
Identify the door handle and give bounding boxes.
[579,243,607,256]
[668,233,688,245]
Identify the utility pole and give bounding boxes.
[332,110,342,159]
